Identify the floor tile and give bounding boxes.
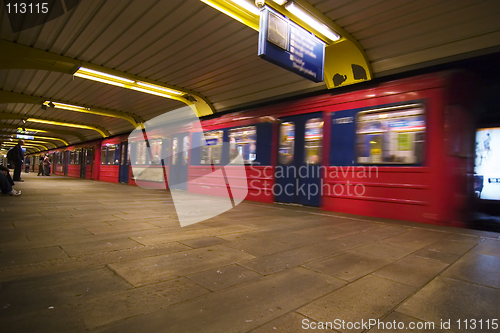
[351,241,415,260]
[94,268,346,333]
[178,236,230,248]
[471,238,500,257]
[303,251,393,281]
[108,245,255,286]
[398,277,500,332]
[372,256,449,287]
[297,275,416,333]
[72,277,209,329]
[441,252,500,289]
[61,238,144,257]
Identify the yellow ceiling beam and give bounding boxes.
[200,0,260,31]
[26,118,109,137]
[31,135,69,145]
[0,40,215,117]
[0,113,109,137]
[200,0,372,89]
[2,141,48,150]
[20,127,86,142]
[0,132,63,146]
[42,100,143,127]
[0,123,85,142]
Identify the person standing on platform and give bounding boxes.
[38,154,45,176]
[43,153,51,176]
[8,140,25,182]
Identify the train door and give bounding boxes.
[275,112,324,206]
[118,142,129,183]
[80,149,87,178]
[64,151,70,176]
[169,133,190,190]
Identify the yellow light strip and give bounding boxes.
[74,69,187,101]
[129,86,178,99]
[77,67,134,83]
[19,139,58,147]
[200,0,260,30]
[136,82,184,95]
[285,2,340,42]
[18,128,86,141]
[45,101,89,111]
[33,136,69,145]
[27,118,108,137]
[229,0,260,15]
[2,142,48,150]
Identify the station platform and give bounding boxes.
[1,173,500,333]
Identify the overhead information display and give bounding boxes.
[258,6,325,83]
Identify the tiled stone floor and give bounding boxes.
[1,174,500,332]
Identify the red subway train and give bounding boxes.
[29,71,477,228]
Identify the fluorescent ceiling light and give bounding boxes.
[229,0,260,15]
[76,67,134,83]
[285,2,340,41]
[136,82,184,95]
[74,67,186,101]
[272,0,288,5]
[73,73,127,88]
[44,101,89,112]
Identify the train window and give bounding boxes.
[172,137,178,165]
[149,140,162,165]
[135,142,147,165]
[305,118,323,165]
[183,136,190,165]
[356,104,425,164]
[101,147,107,165]
[120,145,127,165]
[200,131,222,165]
[112,144,120,165]
[229,126,257,164]
[107,145,116,165]
[75,150,81,165]
[279,122,295,165]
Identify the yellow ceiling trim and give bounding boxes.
[26,118,109,137]
[42,100,142,127]
[200,0,260,31]
[18,127,86,142]
[31,135,69,145]
[72,66,214,117]
[0,40,215,117]
[2,141,48,150]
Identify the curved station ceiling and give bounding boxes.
[1,0,500,153]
